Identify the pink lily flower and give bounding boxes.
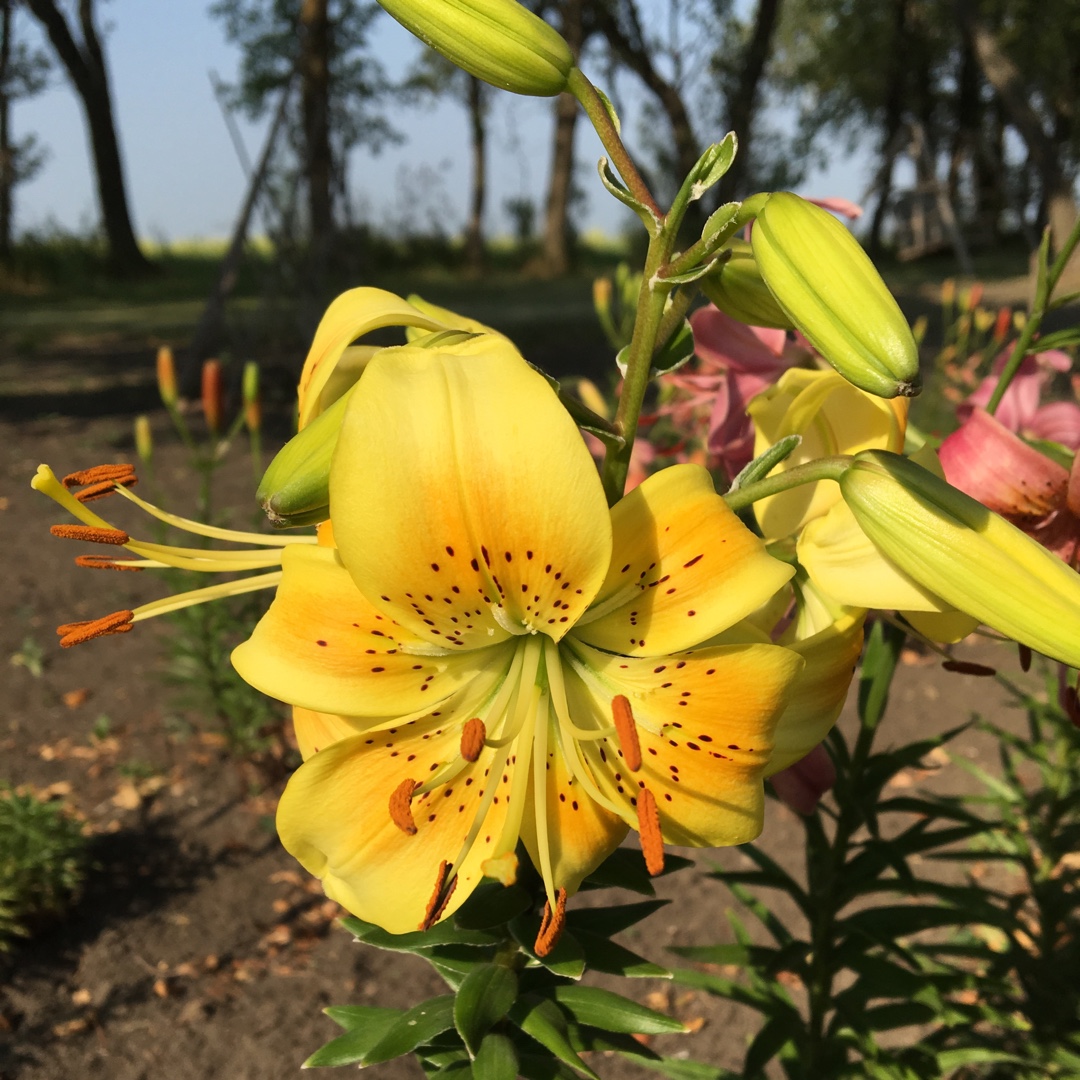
[939,407,1080,569]
[770,743,837,815]
[958,347,1080,451]
[675,306,801,478]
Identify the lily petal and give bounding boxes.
[798,499,951,612]
[297,288,450,427]
[564,639,803,847]
[232,544,509,716]
[576,464,794,657]
[939,408,1068,518]
[330,338,612,649]
[277,700,516,934]
[292,706,365,761]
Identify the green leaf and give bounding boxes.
[427,944,499,991]
[567,899,669,936]
[551,985,685,1035]
[633,1058,736,1080]
[510,996,599,1080]
[744,1013,799,1076]
[342,915,500,952]
[472,1033,518,1080]
[840,905,981,942]
[454,884,534,930]
[575,930,671,978]
[303,1009,405,1067]
[650,319,696,374]
[508,916,587,980]
[860,1002,936,1031]
[363,995,459,1065]
[454,964,519,1055]
[729,435,802,492]
[322,1004,403,1031]
[581,849,692,894]
[935,1048,1033,1071]
[598,158,660,236]
[858,620,905,731]
[517,1054,583,1080]
[685,133,738,202]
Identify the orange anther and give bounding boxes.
[74,555,143,572]
[636,787,665,876]
[534,888,568,957]
[50,525,130,545]
[62,464,137,489]
[56,610,134,648]
[459,718,486,763]
[612,695,642,772]
[389,778,419,835]
[419,860,457,931]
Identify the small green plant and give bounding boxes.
[9,635,45,678]
[0,786,89,949]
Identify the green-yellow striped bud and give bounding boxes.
[257,385,354,528]
[699,240,794,330]
[377,0,574,96]
[842,449,1080,666]
[752,193,920,398]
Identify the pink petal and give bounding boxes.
[806,196,863,220]
[690,305,788,375]
[771,744,836,815]
[1028,402,1080,451]
[940,408,1069,517]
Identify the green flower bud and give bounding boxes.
[699,240,794,330]
[751,193,920,398]
[257,385,354,528]
[842,449,1080,666]
[378,0,574,96]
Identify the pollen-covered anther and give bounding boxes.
[459,717,486,762]
[534,888,568,957]
[611,694,642,772]
[74,554,143,572]
[62,464,138,490]
[419,860,457,931]
[637,787,665,876]
[389,778,420,835]
[50,524,130,546]
[56,609,134,648]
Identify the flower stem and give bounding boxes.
[722,456,851,513]
[568,68,661,222]
[986,213,1080,416]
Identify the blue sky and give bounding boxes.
[10,1,870,244]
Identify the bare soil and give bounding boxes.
[0,367,1038,1080]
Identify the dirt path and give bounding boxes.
[0,410,1038,1080]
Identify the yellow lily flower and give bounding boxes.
[232,332,803,952]
[748,368,907,540]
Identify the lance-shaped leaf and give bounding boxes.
[454,963,519,1055]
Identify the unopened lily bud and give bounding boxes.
[156,346,177,408]
[134,415,153,466]
[699,240,793,330]
[201,359,224,435]
[751,193,921,398]
[377,0,574,96]
[841,449,1080,667]
[992,306,1011,343]
[257,385,353,528]
[242,361,261,433]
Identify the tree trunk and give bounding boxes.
[539,0,585,277]
[25,0,150,274]
[300,0,333,276]
[717,0,782,202]
[0,0,12,258]
[464,75,486,275]
[956,0,1078,258]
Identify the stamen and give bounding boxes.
[73,480,136,503]
[636,787,665,876]
[389,778,419,835]
[62,464,137,489]
[459,718,486,762]
[611,694,642,771]
[1018,643,1032,673]
[419,860,457,930]
[56,610,134,648]
[50,524,130,545]
[74,555,144,572]
[534,888,567,957]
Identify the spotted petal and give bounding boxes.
[292,707,365,761]
[330,337,612,649]
[563,638,803,847]
[575,464,794,657]
[277,676,517,934]
[232,544,508,716]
